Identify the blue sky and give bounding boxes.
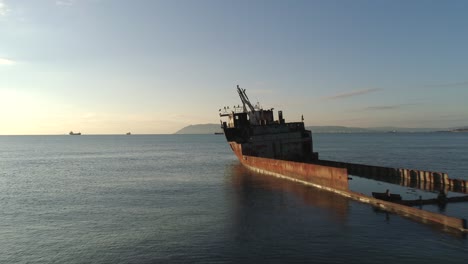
[1,0,467,134]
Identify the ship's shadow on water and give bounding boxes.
[227,163,350,225]
[218,163,359,262]
[226,162,467,241]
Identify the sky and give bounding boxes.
[1,0,467,134]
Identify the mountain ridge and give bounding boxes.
[174,124,466,134]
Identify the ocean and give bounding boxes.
[0,133,467,263]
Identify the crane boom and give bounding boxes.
[236,85,256,113]
[236,85,260,125]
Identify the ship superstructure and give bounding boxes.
[220,85,318,162]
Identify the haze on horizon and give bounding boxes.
[1,0,467,135]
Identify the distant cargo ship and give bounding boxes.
[69,131,81,135]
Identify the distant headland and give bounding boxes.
[174,124,468,134]
[449,128,468,133]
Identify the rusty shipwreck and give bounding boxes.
[220,86,348,191]
[219,85,468,233]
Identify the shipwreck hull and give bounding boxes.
[229,142,349,191]
[229,141,468,232]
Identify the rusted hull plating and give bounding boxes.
[230,142,349,192]
[318,159,468,194]
[229,142,468,233]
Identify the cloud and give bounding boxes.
[323,88,381,100]
[365,105,401,110]
[56,0,74,6]
[0,0,10,16]
[424,81,468,89]
[0,57,15,65]
[361,103,419,111]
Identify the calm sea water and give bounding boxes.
[0,133,467,263]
